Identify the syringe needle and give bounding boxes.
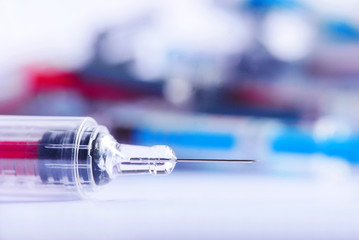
[176,159,255,163]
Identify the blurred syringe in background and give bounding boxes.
[105,106,358,180]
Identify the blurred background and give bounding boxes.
[2,0,359,239]
[2,0,359,178]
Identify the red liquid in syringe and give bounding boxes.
[0,141,39,176]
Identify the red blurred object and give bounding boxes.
[0,65,161,113]
[228,82,294,108]
[29,67,147,101]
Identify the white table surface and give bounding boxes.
[1,172,359,240]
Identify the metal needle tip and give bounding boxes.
[176,159,255,163]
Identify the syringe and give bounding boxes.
[0,116,252,199]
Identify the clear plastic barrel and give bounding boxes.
[0,115,178,201]
[0,116,99,200]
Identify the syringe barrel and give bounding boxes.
[0,116,100,200]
